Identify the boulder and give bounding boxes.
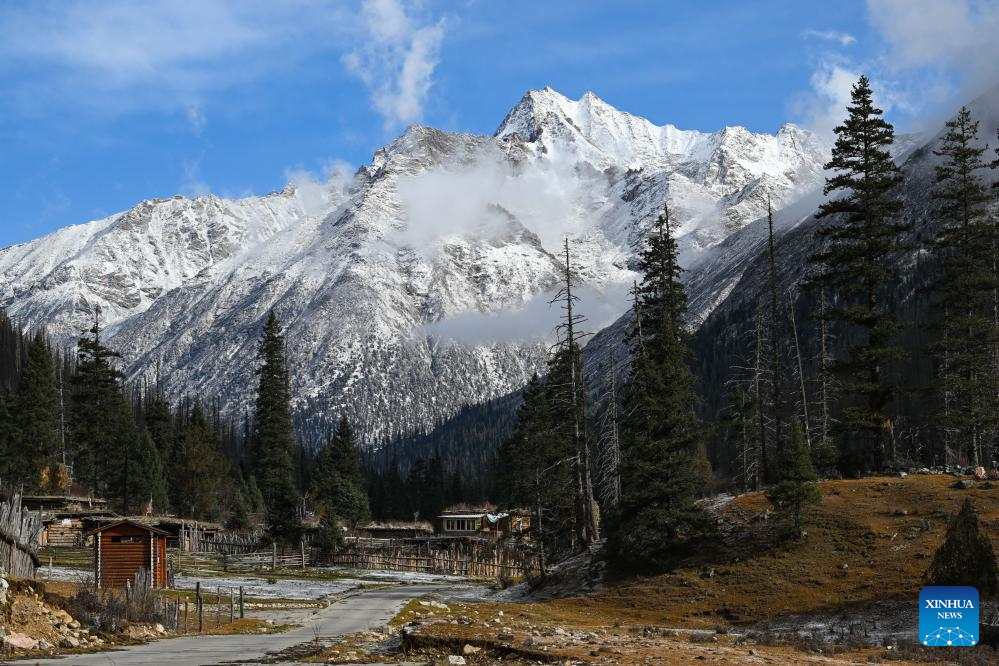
[951,479,975,489]
[3,632,38,650]
[37,639,53,650]
[462,644,481,655]
[60,636,80,649]
[445,657,466,665]
[0,575,8,605]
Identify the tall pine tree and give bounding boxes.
[70,315,138,510]
[252,312,301,545]
[929,106,997,468]
[810,75,907,472]
[609,205,705,571]
[311,416,370,528]
[495,373,576,563]
[13,330,62,489]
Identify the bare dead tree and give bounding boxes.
[549,238,599,548]
[787,291,812,449]
[766,200,785,465]
[754,311,767,486]
[596,352,621,508]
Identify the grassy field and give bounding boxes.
[556,473,999,628]
[390,474,999,664]
[38,546,92,569]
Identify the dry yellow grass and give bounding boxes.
[529,474,999,629]
[395,475,996,664]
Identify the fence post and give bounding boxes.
[184,600,189,634]
[216,586,222,628]
[196,582,203,633]
[239,586,245,619]
[300,539,306,569]
[229,587,234,624]
[272,542,277,570]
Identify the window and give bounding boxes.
[444,518,480,532]
[110,536,144,543]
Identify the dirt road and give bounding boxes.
[22,584,443,665]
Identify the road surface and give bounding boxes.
[20,584,443,666]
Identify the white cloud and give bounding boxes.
[420,281,633,345]
[185,104,207,134]
[180,160,210,198]
[867,0,999,101]
[343,0,446,129]
[802,29,856,47]
[0,1,347,116]
[394,144,600,257]
[283,159,355,217]
[792,1,999,136]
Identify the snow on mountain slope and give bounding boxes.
[0,89,829,444]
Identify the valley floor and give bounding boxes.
[10,473,998,664]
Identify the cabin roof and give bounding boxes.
[90,519,170,537]
[439,512,510,522]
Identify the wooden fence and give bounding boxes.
[327,540,538,579]
[0,491,42,578]
[178,523,260,554]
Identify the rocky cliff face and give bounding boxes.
[0,88,829,444]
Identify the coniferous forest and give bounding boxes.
[3,75,999,570]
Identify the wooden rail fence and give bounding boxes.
[0,491,42,578]
[327,541,537,579]
[178,523,260,554]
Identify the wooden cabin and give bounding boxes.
[92,520,169,589]
[437,508,532,541]
[500,509,532,537]
[40,511,117,548]
[352,523,434,540]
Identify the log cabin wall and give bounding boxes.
[94,522,168,589]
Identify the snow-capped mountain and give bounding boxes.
[0,88,828,444]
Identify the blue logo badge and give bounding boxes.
[920,586,979,646]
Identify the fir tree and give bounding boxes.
[495,373,576,562]
[174,404,230,521]
[311,417,370,528]
[144,378,177,476]
[0,391,12,482]
[609,205,705,571]
[70,315,138,509]
[927,499,998,597]
[930,107,997,468]
[766,419,821,533]
[330,416,370,527]
[13,330,61,489]
[810,75,908,472]
[135,429,170,514]
[226,485,252,531]
[252,312,301,544]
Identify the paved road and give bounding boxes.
[18,584,443,666]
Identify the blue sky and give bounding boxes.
[1,0,997,247]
